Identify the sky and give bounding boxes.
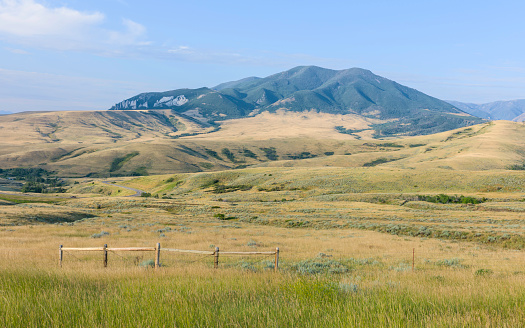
[1,0,525,113]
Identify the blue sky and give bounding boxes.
[1,0,525,113]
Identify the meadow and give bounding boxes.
[2,166,525,326]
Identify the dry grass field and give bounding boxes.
[2,110,525,326]
[2,163,525,326]
[0,109,523,177]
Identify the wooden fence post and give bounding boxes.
[214,247,219,269]
[275,247,279,272]
[59,245,63,268]
[155,243,161,270]
[412,248,415,272]
[103,244,108,268]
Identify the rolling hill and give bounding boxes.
[111,66,483,137]
[0,106,522,178]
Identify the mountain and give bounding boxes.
[513,113,525,122]
[214,76,261,91]
[447,99,525,121]
[0,110,12,115]
[111,66,483,137]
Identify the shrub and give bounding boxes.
[475,268,493,276]
[363,157,403,167]
[417,194,485,204]
[139,259,155,268]
[204,149,222,160]
[260,147,278,161]
[507,163,525,170]
[435,258,466,268]
[214,213,236,220]
[221,148,236,163]
[292,258,349,275]
[91,231,110,238]
[242,149,258,159]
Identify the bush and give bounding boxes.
[292,258,349,275]
[139,259,156,268]
[221,148,236,163]
[242,149,258,159]
[214,213,236,220]
[475,268,493,276]
[507,163,525,170]
[91,231,110,238]
[417,194,485,204]
[435,258,466,268]
[260,147,278,161]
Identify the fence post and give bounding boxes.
[59,245,63,268]
[412,248,415,272]
[214,247,219,269]
[103,244,108,268]
[155,243,161,270]
[275,247,279,272]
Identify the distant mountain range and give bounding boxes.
[447,100,525,121]
[0,110,12,115]
[111,66,483,137]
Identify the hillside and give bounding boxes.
[254,120,525,171]
[111,66,483,137]
[448,99,525,121]
[0,107,521,177]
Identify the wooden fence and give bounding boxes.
[59,244,280,271]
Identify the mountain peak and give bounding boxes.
[110,66,483,137]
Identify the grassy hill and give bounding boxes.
[0,106,522,177]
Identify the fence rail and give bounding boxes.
[59,244,280,271]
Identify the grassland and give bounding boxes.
[2,111,525,326]
[0,110,523,178]
[2,163,525,326]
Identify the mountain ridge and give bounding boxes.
[111,66,483,137]
[447,99,525,121]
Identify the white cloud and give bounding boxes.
[108,18,150,46]
[0,0,104,37]
[0,0,148,52]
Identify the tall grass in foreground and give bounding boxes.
[1,267,525,327]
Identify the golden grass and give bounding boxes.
[1,110,524,177]
[3,163,525,326]
[4,112,525,325]
[187,110,381,141]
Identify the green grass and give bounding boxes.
[363,157,403,167]
[0,194,63,204]
[507,162,525,170]
[260,147,278,161]
[109,152,140,172]
[1,268,524,327]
